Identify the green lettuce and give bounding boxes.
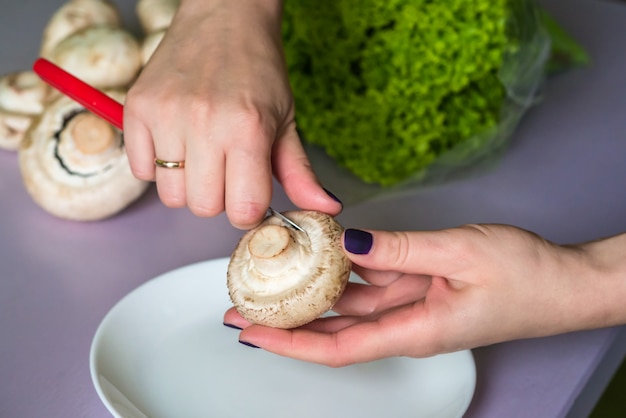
[282,1,579,187]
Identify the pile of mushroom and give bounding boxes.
[227,211,352,329]
[0,0,183,220]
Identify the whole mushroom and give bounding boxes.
[227,210,352,329]
[136,0,180,34]
[50,25,142,89]
[40,0,122,60]
[0,112,33,151]
[18,91,149,221]
[0,71,49,151]
[140,29,167,66]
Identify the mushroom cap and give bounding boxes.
[140,29,167,65]
[227,210,352,329]
[50,26,142,89]
[40,0,122,59]
[136,0,179,34]
[0,71,50,151]
[0,71,49,115]
[0,111,34,151]
[18,91,149,221]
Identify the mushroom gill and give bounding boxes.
[227,210,352,329]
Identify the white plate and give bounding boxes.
[90,258,476,418]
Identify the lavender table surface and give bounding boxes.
[1,0,625,417]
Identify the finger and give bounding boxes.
[273,126,343,215]
[351,264,404,287]
[223,307,252,329]
[153,128,187,208]
[224,132,273,229]
[299,314,364,333]
[332,275,431,316]
[343,228,473,278]
[185,128,226,218]
[239,303,430,366]
[123,106,156,181]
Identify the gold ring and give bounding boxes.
[154,158,185,169]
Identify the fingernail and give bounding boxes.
[344,228,373,254]
[224,323,242,330]
[323,187,343,206]
[239,340,260,349]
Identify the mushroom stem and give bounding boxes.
[68,112,116,154]
[248,225,299,276]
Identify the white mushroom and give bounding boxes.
[18,91,149,221]
[0,112,34,151]
[0,71,49,150]
[140,29,167,65]
[0,71,49,115]
[40,0,122,60]
[50,25,142,89]
[227,210,352,329]
[136,0,179,34]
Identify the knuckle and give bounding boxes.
[226,107,272,144]
[227,203,268,229]
[434,224,495,269]
[161,197,186,209]
[385,231,413,270]
[188,200,223,218]
[130,166,154,181]
[157,187,186,208]
[124,88,152,116]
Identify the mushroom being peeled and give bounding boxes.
[227,210,352,329]
[50,26,142,89]
[18,92,149,221]
[0,71,49,151]
[40,0,122,59]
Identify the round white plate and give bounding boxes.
[90,258,476,418]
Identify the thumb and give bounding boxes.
[342,228,468,277]
[272,127,343,215]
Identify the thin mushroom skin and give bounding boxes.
[18,92,149,221]
[227,211,352,329]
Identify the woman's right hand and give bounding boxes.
[124,0,342,229]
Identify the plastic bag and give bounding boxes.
[283,0,554,205]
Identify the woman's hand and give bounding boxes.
[124,0,341,229]
[224,225,626,366]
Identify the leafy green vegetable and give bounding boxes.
[282,0,525,186]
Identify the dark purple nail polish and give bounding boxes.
[344,228,373,255]
[239,340,260,349]
[224,323,242,330]
[323,187,342,206]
